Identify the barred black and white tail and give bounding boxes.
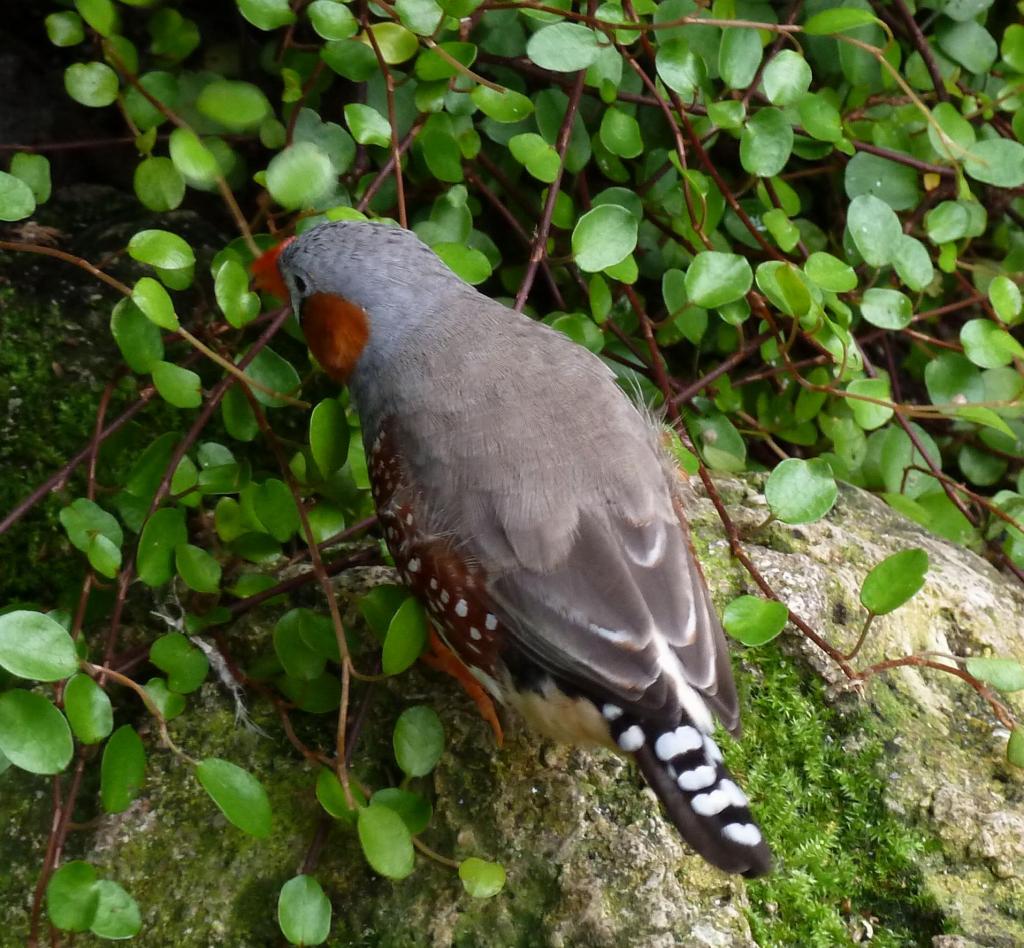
[607,711,772,877]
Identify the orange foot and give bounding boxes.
[421,629,504,747]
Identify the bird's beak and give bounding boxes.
[250,237,294,302]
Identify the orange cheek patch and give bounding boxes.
[251,238,294,300]
[302,293,371,383]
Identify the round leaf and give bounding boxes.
[847,378,894,430]
[0,690,73,775]
[64,674,113,744]
[964,657,1024,693]
[739,108,793,178]
[89,880,141,940]
[152,361,202,409]
[278,875,331,946]
[684,252,753,309]
[128,229,195,270]
[571,205,638,273]
[357,803,415,879]
[309,399,350,477]
[64,62,118,107]
[382,597,428,675]
[101,725,146,813]
[526,23,600,72]
[764,458,838,524]
[393,704,444,777]
[110,297,164,372]
[195,757,273,837]
[132,277,178,331]
[847,194,902,268]
[47,862,100,933]
[860,288,913,330]
[0,171,36,221]
[238,0,296,30]
[175,543,222,594]
[762,50,811,105]
[961,319,1024,369]
[722,596,789,646]
[0,610,79,681]
[137,507,188,587]
[964,139,1024,188]
[459,858,506,898]
[266,142,336,210]
[150,632,209,693]
[134,157,185,212]
[859,549,929,615]
[197,80,270,131]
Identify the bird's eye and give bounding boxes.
[293,274,308,294]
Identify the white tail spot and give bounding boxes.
[617,725,645,752]
[722,822,762,847]
[654,725,703,761]
[677,765,717,791]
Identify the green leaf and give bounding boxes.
[174,543,222,594]
[722,595,789,646]
[197,80,270,131]
[924,352,983,405]
[90,880,141,939]
[363,22,419,64]
[357,585,410,640]
[168,128,220,187]
[434,243,492,285]
[132,277,178,331]
[382,597,428,675]
[893,235,935,292]
[719,27,762,90]
[274,611,328,681]
[508,132,560,183]
[47,861,100,933]
[471,85,534,123]
[393,704,444,777]
[964,657,1024,693]
[110,297,165,372]
[459,858,506,898]
[0,610,79,682]
[309,399,349,477]
[526,23,600,71]
[805,252,857,292]
[315,768,366,822]
[357,803,415,879]
[571,205,638,273]
[988,276,1022,325]
[129,229,195,270]
[137,507,188,587]
[278,875,331,946]
[150,632,209,693]
[844,152,920,211]
[599,107,643,159]
[762,50,811,106]
[101,725,146,813]
[765,457,838,524]
[344,103,391,148]
[847,378,893,430]
[1008,728,1024,768]
[267,142,336,210]
[964,139,1024,188]
[241,346,302,407]
[64,674,113,744]
[804,8,879,35]
[0,690,73,774]
[132,156,184,212]
[10,153,51,204]
[847,194,902,268]
[936,19,997,75]
[416,41,478,81]
[859,548,929,615]
[238,0,296,30]
[60,497,123,553]
[253,478,301,542]
[46,12,86,47]
[0,171,36,221]
[64,62,119,107]
[144,678,186,719]
[152,361,202,409]
[685,252,752,309]
[655,38,705,97]
[860,288,913,330]
[739,108,793,177]
[372,787,432,835]
[196,757,273,837]
[960,319,1024,369]
[308,0,357,40]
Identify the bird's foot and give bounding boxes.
[421,629,504,747]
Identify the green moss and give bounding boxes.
[733,647,945,946]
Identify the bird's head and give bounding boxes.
[251,220,463,383]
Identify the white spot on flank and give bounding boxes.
[407,557,420,573]
[718,779,749,808]
[654,726,703,761]
[405,513,413,525]
[691,788,732,816]
[440,590,450,605]
[677,765,717,791]
[722,823,762,847]
[485,613,498,631]
[617,725,645,752]
[469,627,482,641]
[455,599,468,618]
[602,704,623,721]
[703,735,723,764]
[430,578,438,590]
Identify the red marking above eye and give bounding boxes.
[251,237,295,301]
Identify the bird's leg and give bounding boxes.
[421,629,504,747]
